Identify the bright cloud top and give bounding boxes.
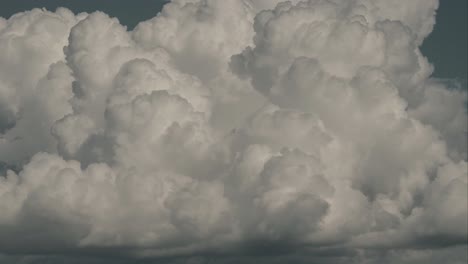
[0,0,466,263]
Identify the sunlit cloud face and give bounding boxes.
[0,0,466,263]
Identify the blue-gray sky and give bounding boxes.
[420,0,467,83]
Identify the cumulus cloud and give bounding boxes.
[0,0,466,263]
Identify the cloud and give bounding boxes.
[0,0,466,263]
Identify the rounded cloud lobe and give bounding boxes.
[0,0,466,263]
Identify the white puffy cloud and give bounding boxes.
[0,0,466,263]
[132,0,256,82]
[0,8,80,163]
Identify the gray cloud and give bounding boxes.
[0,0,466,263]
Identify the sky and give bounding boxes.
[0,1,467,264]
[420,0,467,82]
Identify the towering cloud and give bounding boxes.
[0,0,466,263]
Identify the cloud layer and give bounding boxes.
[0,0,466,263]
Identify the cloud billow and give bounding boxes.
[0,0,466,263]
